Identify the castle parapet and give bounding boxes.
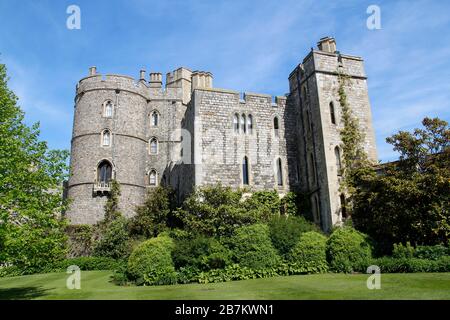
[191,71,213,91]
[149,72,162,88]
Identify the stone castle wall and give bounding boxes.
[66,37,378,231]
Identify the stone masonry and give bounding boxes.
[65,37,377,231]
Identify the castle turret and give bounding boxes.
[289,37,377,231]
[166,67,192,104]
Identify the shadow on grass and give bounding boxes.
[0,286,51,300]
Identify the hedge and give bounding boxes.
[326,227,373,273]
[126,235,176,285]
[230,224,281,269]
[288,231,328,273]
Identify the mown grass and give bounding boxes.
[0,271,449,300]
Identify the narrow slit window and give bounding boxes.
[151,111,159,127]
[149,170,157,186]
[150,138,158,155]
[330,102,336,124]
[247,114,253,134]
[274,117,279,137]
[277,158,283,186]
[102,130,110,146]
[242,156,249,185]
[241,114,246,134]
[233,113,239,133]
[104,101,113,117]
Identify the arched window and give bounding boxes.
[274,117,279,137]
[276,158,283,186]
[335,146,342,176]
[104,101,113,118]
[242,156,249,185]
[150,138,158,155]
[247,114,253,134]
[241,114,246,134]
[102,129,111,146]
[329,102,336,124]
[340,194,347,218]
[151,111,159,127]
[97,160,112,183]
[233,113,239,133]
[149,170,157,186]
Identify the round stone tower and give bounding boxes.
[66,67,150,224]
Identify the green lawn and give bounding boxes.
[0,271,449,300]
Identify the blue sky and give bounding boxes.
[0,0,449,162]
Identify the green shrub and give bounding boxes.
[392,242,415,258]
[414,245,449,260]
[326,227,373,273]
[176,266,201,284]
[244,190,281,215]
[355,256,450,273]
[129,186,174,238]
[57,256,120,271]
[126,235,175,283]
[230,224,281,269]
[268,215,317,258]
[175,184,275,237]
[172,236,232,271]
[143,266,178,286]
[93,216,132,259]
[288,231,328,272]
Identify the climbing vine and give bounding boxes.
[337,72,371,197]
[104,179,122,222]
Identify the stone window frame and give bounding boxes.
[239,155,253,188]
[232,112,255,136]
[247,114,254,135]
[274,157,285,187]
[240,114,247,134]
[273,115,281,138]
[233,113,240,134]
[147,169,158,187]
[150,109,160,127]
[102,100,114,118]
[101,128,112,147]
[240,155,252,187]
[329,101,337,125]
[149,137,159,155]
[95,158,115,182]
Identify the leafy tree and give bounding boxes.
[0,63,69,269]
[130,186,174,238]
[93,216,131,259]
[352,117,450,253]
[174,183,272,238]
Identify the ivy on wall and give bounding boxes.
[336,71,372,203]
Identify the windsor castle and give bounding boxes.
[65,37,378,231]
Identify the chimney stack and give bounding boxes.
[149,72,163,88]
[139,69,146,81]
[317,37,337,53]
[89,66,97,76]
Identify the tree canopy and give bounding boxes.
[0,63,69,269]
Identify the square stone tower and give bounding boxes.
[288,37,377,231]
